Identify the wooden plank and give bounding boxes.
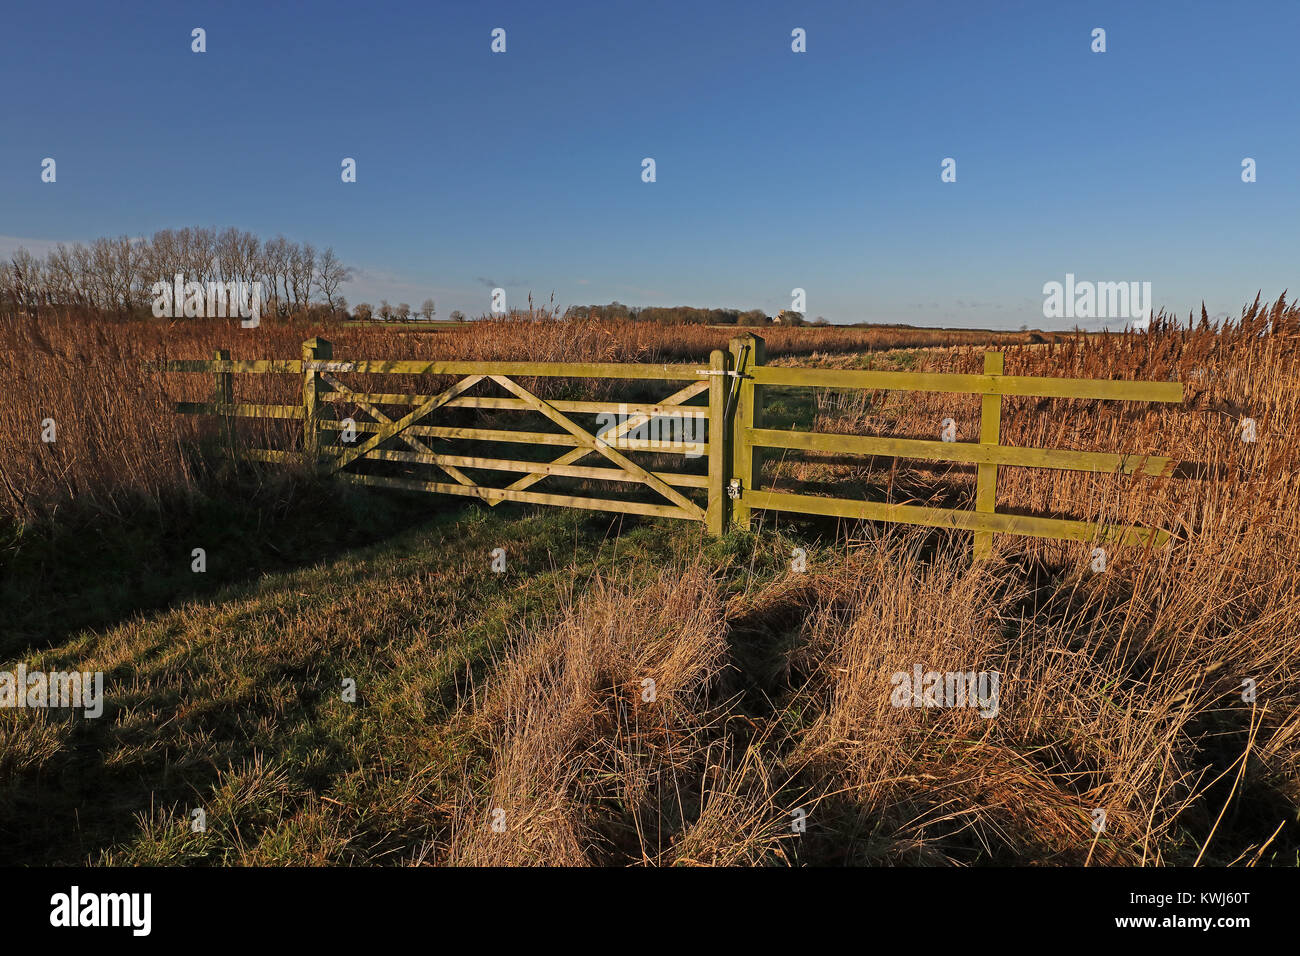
[224,448,296,464]
[489,375,707,520]
[301,338,331,466]
[159,359,707,381]
[321,446,708,487]
[706,348,729,535]
[750,365,1184,402]
[213,349,234,404]
[326,422,709,452]
[320,393,707,417]
[337,472,701,520]
[341,423,581,446]
[747,428,1173,476]
[175,402,305,419]
[320,371,487,501]
[156,357,1184,403]
[745,489,1170,548]
[303,359,705,381]
[158,359,303,373]
[730,335,765,530]
[331,374,484,473]
[492,380,710,506]
[974,352,1003,561]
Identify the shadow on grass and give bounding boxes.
[0,468,469,659]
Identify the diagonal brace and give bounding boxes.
[489,375,705,519]
[331,374,484,473]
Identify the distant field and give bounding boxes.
[340,319,463,330]
[1,305,1297,865]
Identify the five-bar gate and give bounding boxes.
[159,332,1185,558]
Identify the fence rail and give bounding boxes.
[154,333,1185,559]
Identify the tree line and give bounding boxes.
[562,302,826,326]
[0,227,353,319]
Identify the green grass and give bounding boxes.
[0,498,782,864]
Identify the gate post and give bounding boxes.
[214,348,233,454]
[728,333,765,531]
[973,351,1003,560]
[302,337,332,470]
[706,348,732,535]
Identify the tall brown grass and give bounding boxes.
[4,298,1298,865]
[0,309,1045,526]
[431,296,1300,864]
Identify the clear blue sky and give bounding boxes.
[2,0,1296,328]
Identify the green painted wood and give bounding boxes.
[223,448,296,463]
[327,423,583,447]
[488,374,706,520]
[745,489,1170,548]
[159,359,303,373]
[301,338,332,468]
[338,472,701,520]
[974,351,1003,560]
[302,359,706,380]
[330,373,484,473]
[706,348,730,536]
[340,421,709,453]
[489,379,710,507]
[319,370,488,501]
[176,402,305,419]
[213,349,234,404]
[162,346,1183,550]
[746,428,1172,476]
[320,392,708,417]
[321,446,709,487]
[729,334,765,530]
[749,365,1184,402]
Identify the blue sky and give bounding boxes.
[1,0,1296,328]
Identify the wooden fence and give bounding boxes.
[157,333,1184,558]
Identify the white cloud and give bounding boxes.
[0,235,83,259]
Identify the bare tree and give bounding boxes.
[395,302,412,321]
[378,299,392,321]
[46,244,82,308]
[419,298,436,321]
[262,236,291,317]
[353,302,373,322]
[178,227,217,286]
[0,226,354,321]
[289,242,316,312]
[314,247,352,310]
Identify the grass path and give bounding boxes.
[0,505,722,864]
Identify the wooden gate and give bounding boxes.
[166,338,732,532]
[159,333,1185,558]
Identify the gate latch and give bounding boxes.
[727,478,742,500]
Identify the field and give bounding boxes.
[2,302,1298,866]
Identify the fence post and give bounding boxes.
[973,351,1003,560]
[706,348,732,535]
[302,337,332,469]
[214,348,233,455]
[728,333,765,531]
